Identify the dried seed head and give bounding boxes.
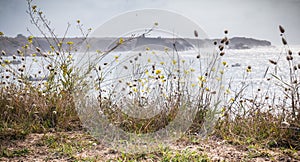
[298,64,300,69]
[1,50,6,56]
[194,30,198,37]
[196,55,200,59]
[286,55,293,61]
[269,59,277,65]
[294,66,297,71]
[225,40,229,45]
[220,52,225,56]
[12,55,16,59]
[213,41,217,45]
[282,37,287,45]
[288,50,292,55]
[224,30,228,34]
[298,51,300,56]
[279,25,285,33]
[219,45,224,51]
[36,47,41,52]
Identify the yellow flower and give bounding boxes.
[155,69,161,75]
[4,60,10,64]
[222,61,227,66]
[191,83,196,87]
[32,53,37,57]
[225,89,230,94]
[148,58,151,63]
[132,87,138,92]
[159,75,165,79]
[160,62,165,65]
[229,98,235,102]
[190,68,195,72]
[205,87,210,91]
[0,32,4,36]
[114,56,119,59]
[146,47,150,51]
[119,38,124,44]
[154,22,158,26]
[77,19,80,24]
[220,70,224,75]
[67,41,74,45]
[172,60,177,65]
[198,76,206,82]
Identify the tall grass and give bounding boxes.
[0,0,299,152]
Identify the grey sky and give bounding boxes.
[0,0,300,45]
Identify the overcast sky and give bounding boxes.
[0,0,300,45]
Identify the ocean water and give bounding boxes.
[2,45,300,102]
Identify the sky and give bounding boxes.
[0,0,300,45]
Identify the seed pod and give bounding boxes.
[1,50,6,56]
[294,66,297,71]
[194,30,198,37]
[36,47,41,52]
[219,45,224,51]
[269,59,277,65]
[279,25,285,33]
[282,37,287,45]
[225,40,229,45]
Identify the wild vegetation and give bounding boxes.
[0,0,299,161]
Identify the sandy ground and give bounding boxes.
[0,130,299,161]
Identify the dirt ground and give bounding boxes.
[0,130,299,161]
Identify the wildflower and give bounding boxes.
[67,41,74,45]
[222,61,227,66]
[114,56,119,59]
[132,87,138,92]
[4,60,10,64]
[32,53,37,57]
[146,47,150,51]
[219,70,224,75]
[159,75,165,79]
[246,66,252,72]
[205,87,210,91]
[191,83,196,87]
[172,60,177,65]
[155,69,161,75]
[225,89,230,94]
[160,62,165,65]
[0,32,3,36]
[28,36,34,43]
[198,76,206,82]
[119,38,124,44]
[229,98,235,102]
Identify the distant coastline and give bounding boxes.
[0,34,271,56]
